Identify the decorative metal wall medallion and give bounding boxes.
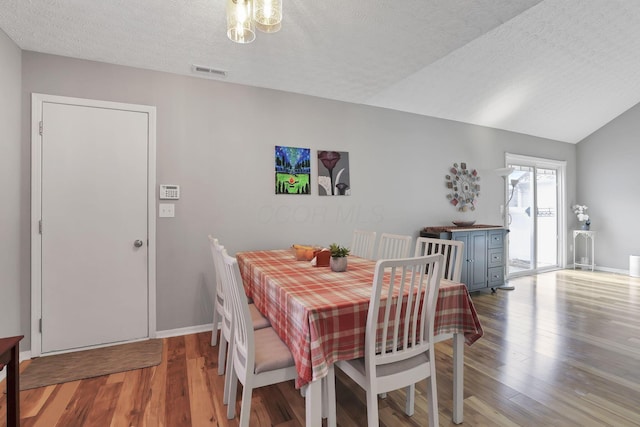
[445,162,480,211]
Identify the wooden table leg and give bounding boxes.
[1,336,23,427]
[452,332,464,424]
[7,341,20,427]
[305,379,322,427]
[322,365,336,427]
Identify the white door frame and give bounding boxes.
[505,153,567,275]
[30,93,157,357]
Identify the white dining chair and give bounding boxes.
[208,236,270,390]
[351,229,377,259]
[334,254,444,427]
[221,250,300,427]
[415,237,464,282]
[407,236,465,411]
[376,233,412,260]
[207,236,225,346]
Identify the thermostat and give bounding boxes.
[160,184,180,200]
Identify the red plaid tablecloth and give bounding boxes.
[236,249,483,387]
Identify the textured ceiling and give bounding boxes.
[2,0,640,143]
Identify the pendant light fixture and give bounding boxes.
[254,0,282,33]
[226,0,255,44]
[227,0,282,43]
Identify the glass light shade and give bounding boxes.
[255,20,281,34]
[227,0,255,43]
[254,0,282,33]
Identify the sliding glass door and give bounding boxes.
[505,154,566,277]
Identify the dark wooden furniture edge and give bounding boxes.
[0,335,24,427]
[421,224,505,234]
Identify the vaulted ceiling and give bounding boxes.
[2,0,639,143]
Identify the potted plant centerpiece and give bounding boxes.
[329,243,350,272]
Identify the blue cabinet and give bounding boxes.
[452,231,486,291]
[420,226,508,292]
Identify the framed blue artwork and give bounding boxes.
[275,146,311,195]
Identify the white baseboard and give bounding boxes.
[568,264,629,275]
[155,323,216,339]
[595,266,628,275]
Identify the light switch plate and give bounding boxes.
[159,203,175,218]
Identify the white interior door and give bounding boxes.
[32,94,156,354]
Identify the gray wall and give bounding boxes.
[0,29,22,340]
[13,51,576,350]
[577,103,640,270]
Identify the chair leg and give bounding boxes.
[405,384,415,416]
[211,309,219,346]
[217,333,228,375]
[426,364,439,427]
[239,381,254,427]
[226,366,239,420]
[365,390,379,427]
[223,339,235,405]
[322,365,336,427]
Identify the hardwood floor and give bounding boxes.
[2,269,640,426]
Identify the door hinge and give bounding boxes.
[39,121,43,136]
[39,318,43,333]
[39,220,42,234]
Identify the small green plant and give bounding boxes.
[329,243,350,258]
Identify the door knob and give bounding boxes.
[134,239,144,248]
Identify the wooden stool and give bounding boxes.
[0,335,23,427]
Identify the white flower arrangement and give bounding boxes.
[572,204,590,223]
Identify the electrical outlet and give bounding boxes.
[159,203,175,218]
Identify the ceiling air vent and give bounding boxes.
[191,65,227,78]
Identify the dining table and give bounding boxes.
[236,249,483,426]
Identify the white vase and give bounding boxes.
[330,256,348,272]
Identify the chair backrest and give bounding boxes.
[221,249,254,382]
[365,254,443,370]
[414,237,464,282]
[209,236,233,327]
[208,236,226,306]
[376,233,412,260]
[351,230,377,259]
